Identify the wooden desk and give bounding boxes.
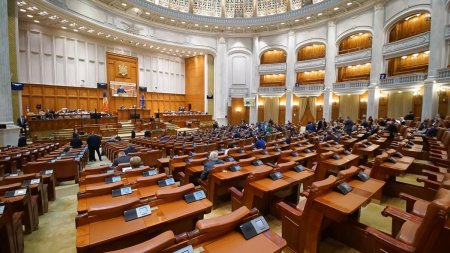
[279,152,317,167]
[76,199,212,253]
[192,230,286,253]
[117,109,151,121]
[157,158,170,173]
[353,144,380,158]
[28,117,118,132]
[0,204,19,253]
[303,179,384,253]
[316,154,359,181]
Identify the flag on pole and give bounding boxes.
[102,91,108,112]
[140,94,145,109]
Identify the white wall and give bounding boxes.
[18,22,185,94]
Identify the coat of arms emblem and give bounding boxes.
[118,63,128,77]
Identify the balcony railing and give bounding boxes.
[229,87,249,97]
[258,86,286,95]
[379,73,427,88]
[437,68,450,81]
[258,63,287,74]
[293,84,324,92]
[333,81,369,90]
[294,58,326,72]
[335,48,372,67]
[383,32,430,59]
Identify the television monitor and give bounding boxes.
[243,97,256,107]
[110,81,137,97]
[90,113,102,119]
[11,82,23,90]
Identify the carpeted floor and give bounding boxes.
[24,158,410,253]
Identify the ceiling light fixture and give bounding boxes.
[347,2,352,6]
[34,20,39,23]
[121,3,127,7]
[61,26,66,29]
[334,7,339,11]
[160,16,164,19]
[87,29,94,33]
[318,13,323,16]
[26,14,33,18]
[19,9,26,12]
[73,29,78,32]
[424,51,430,55]
[306,16,311,20]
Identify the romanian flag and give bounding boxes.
[102,92,108,112]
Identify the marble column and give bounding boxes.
[367,1,385,119]
[285,30,296,123]
[214,37,228,126]
[0,0,20,146]
[249,35,259,124]
[323,21,337,121]
[421,0,446,120]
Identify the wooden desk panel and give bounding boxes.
[28,117,118,132]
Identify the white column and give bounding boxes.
[323,21,337,121]
[204,54,209,113]
[285,91,293,124]
[0,0,20,146]
[421,0,446,120]
[285,30,296,123]
[249,35,259,124]
[367,86,380,119]
[214,37,228,125]
[367,2,385,119]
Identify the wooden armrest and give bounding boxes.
[266,163,277,168]
[229,187,243,199]
[430,157,450,166]
[365,227,416,253]
[399,193,422,212]
[382,206,423,224]
[416,178,442,190]
[421,164,447,173]
[277,201,303,223]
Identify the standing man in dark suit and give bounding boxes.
[86,132,102,161]
[17,115,27,136]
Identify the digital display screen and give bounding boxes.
[110,81,137,97]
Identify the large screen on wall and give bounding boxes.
[110,81,137,97]
[243,97,256,107]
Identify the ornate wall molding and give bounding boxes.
[382,32,430,59]
[335,49,372,67]
[333,80,369,94]
[379,73,427,91]
[295,58,326,72]
[229,87,249,97]
[258,86,286,96]
[445,25,450,41]
[293,84,324,97]
[258,63,287,74]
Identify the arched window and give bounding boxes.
[389,12,431,43]
[338,32,372,55]
[260,49,287,64]
[297,43,326,61]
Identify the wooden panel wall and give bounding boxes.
[185,56,205,111]
[260,74,286,86]
[339,33,372,54]
[338,64,371,82]
[228,98,249,125]
[388,52,429,76]
[22,83,104,113]
[359,92,368,120]
[292,95,300,125]
[260,50,286,64]
[297,44,326,61]
[332,93,340,120]
[279,95,286,124]
[258,96,265,122]
[297,70,325,84]
[316,94,324,121]
[21,83,185,115]
[389,13,431,42]
[378,95,388,119]
[438,90,450,118]
[106,52,139,111]
[413,94,423,118]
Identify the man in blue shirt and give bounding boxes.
[254,136,266,149]
[305,122,317,132]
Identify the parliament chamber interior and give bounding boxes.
[1,0,450,252]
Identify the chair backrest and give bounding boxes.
[277,161,296,173]
[336,166,359,183]
[155,183,195,204]
[105,231,176,253]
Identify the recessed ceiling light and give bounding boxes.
[260,25,264,27]
[280,22,285,25]
[162,48,166,51]
[150,45,154,48]
[412,53,419,57]
[105,34,110,38]
[318,13,323,16]
[171,19,175,22]
[79,26,86,30]
[160,16,164,19]
[113,37,118,40]
[87,29,94,33]
[214,26,218,28]
[33,20,39,23]
[121,3,127,6]
[73,29,78,32]
[181,21,185,24]
[204,25,208,27]
[61,19,68,23]
[97,32,103,35]
[294,19,299,22]
[69,23,76,27]
[136,42,140,45]
[306,16,311,20]
[61,26,66,29]
[424,51,430,55]
[143,44,146,47]
[49,15,57,20]
[26,14,33,18]
[38,11,48,16]
[334,7,339,11]
[19,9,26,12]
[347,2,352,6]
[145,12,150,15]
[156,47,160,49]
[194,24,198,26]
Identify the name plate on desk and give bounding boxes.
[239,216,270,240]
[293,165,305,172]
[332,154,341,160]
[23,178,40,186]
[303,148,312,153]
[158,178,175,187]
[275,148,282,152]
[105,169,115,174]
[105,176,121,184]
[387,157,397,163]
[343,150,351,155]
[5,188,27,198]
[335,182,353,195]
[121,167,132,173]
[142,169,157,177]
[252,160,264,166]
[124,204,151,222]
[290,152,299,157]
[112,187,132,197]
[224,157,235,162]
[184,190,206,203]
[229,165,241,172]
[172,245,194,253]
[40,170,53,175]
[8,173,19,177]
[269,171,283,180]
[261,151,269,155]
[0,204,4,215]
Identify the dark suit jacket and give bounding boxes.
[86,134,101,149]
[112,155,132,166]
[70,137,83,149]
[18,136,27,147]
[17,117,27,128]
[124,146,138,155]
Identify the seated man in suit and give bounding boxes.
[200,151,224,180]
[70,133,83,149]
[305,121,317,132]
[116,85,126,94]
[17,115,27,136]
[254,136,266,149]
[124,144,137,155]
[112,151,132,167]
[18,135,27,147]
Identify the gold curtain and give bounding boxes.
[339,94,360,121]
[387,92,413,119]
[308,97,316,121]
[264,97,280,124]
[298,97,308,122]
